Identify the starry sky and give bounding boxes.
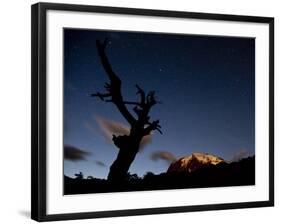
[63,28,255,179]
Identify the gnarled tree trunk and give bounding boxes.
[91,39,162,183]
[107,135,141,182]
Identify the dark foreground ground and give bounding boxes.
[64,157,255,195]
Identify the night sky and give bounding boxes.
[63,28,255,179]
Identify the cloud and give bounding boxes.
[95,116,129,142]
[150,151,177,164]
[84,121,98,136]
[231,149,250,162]
[64,145,91,161]
[95,160,107,167]
[95,116,152,150]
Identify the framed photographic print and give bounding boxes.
[31,2,274,222]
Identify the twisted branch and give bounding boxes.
[91,39,162,136]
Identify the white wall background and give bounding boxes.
[0,0,279,223]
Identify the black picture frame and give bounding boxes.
[31,2,274,222]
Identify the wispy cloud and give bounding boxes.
[64,145,91,162]
[95,160,107,167]
[231,149,250,162]
[95,116,152,150]
[84,121,98,136]
[150,151,177,164]
[95,116,129,143]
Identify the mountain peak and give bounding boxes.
[167,152,225,173]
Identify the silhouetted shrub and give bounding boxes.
[64,156,255,195]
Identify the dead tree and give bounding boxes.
[91,39,162,182]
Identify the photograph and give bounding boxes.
[31,3,274,221]
[63,28,255,195]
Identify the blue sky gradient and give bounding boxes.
[63,29,255,179]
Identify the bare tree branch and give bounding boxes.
[93,39,137,125]
[135,84,145,106]
[90,92,111,101]
[143,120,162,135]
[95,39,120,83]
[92,39,162,135]
[91,39,163,182]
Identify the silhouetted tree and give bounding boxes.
[91,39,162,183]
[143,171,155,180]
[125,172,140,182]
[74,171,84,180]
